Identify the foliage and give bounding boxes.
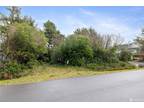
[0,61,25,79]
[12,51,36,64]
[119,50,132,62]
[135,29,144,52]
[44,20,64,48]
[74,27,123,49]
[0,6,35,26]
[0,7,138,81]
[37,49,51,63]
[2,23,48,63]
[74,28,104,48]
[92,47,119,63]
[26,60,40,69]
[51,35,93,66]
[41,20,65,63]
[74,28,122,64]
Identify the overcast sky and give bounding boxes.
[1,6,144,43]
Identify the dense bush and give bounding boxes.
[119,50,132,62]
[51,35,93,66]
[0,61,26,79]
[37,48,52,63]
[26,59,40,68]
[92,47,119,63]
[3,23,48,64]
[12,51,36,64]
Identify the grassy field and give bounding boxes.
[0,64,141,85]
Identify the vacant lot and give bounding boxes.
[0,64,140,85]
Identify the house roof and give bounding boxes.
[118,42,140,50]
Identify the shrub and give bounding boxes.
[12,51,36,64]
[92,47,119,63]
[51,35,93,66]
[0,61,25,80]
[26,60,40,69]
[37,49,52,63]
[3,23,48,63]
[119,50,132,62]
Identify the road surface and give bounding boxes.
[0,70,144,102]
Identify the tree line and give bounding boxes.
[0,7,137,79]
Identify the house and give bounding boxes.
[118,42,141,54]
[117,42,144,61]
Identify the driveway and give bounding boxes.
[0,70,144,102]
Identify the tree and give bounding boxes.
[74,28,104,48]
[51,35,93,66]
[6,6,21,24]
[0,6,35,43]
[2,23,48,63]
[44,20,64,48]
[74,28,121,63]
[135,29,144,52]
[0,7,22,56]
[0,6,20,26]
[113,34,124,47]
[21,16,35,27]
[0,6,36,61]
[74,27,123,49]
[0,6,35,26]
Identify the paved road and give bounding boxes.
[0,70,144,102]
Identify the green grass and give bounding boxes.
[0,64,142,85]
